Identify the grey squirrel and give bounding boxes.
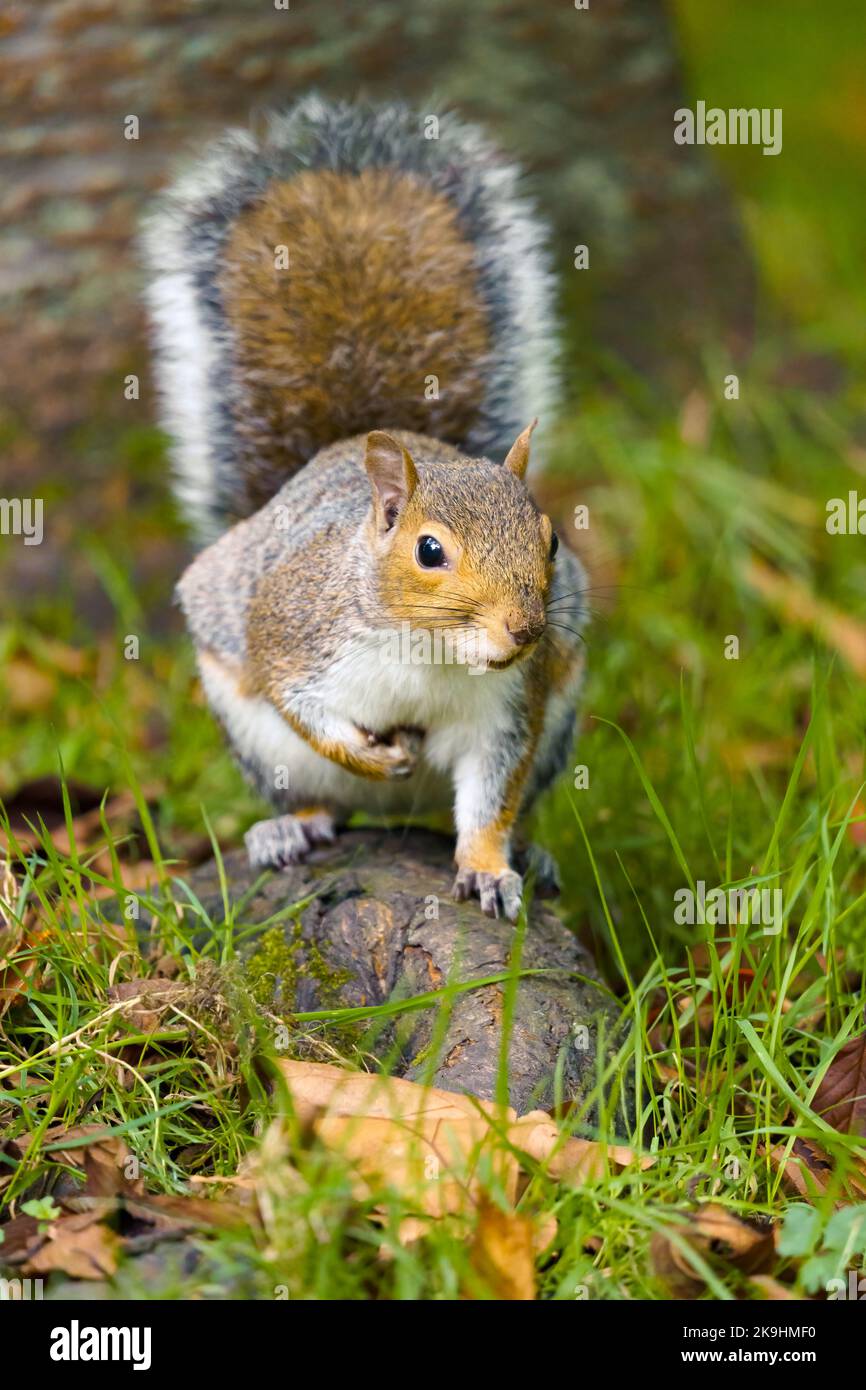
[144,96,586,921]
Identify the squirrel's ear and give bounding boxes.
[364,431,418,532]
[503,418,538,480]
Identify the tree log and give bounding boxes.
[175,827,629,1123]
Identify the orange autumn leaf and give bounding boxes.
[743,555,866,678]
[812,1032,866,1136]
[469,1201,537,1301]
[651,1204,775,1299]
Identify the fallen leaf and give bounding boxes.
[813,1033,866,1135]
[273,1064,651,1232]
[743,556,866,679]
[766,1137,866,1203]
[124,1193,253,1233]
[6,1123,144,1200]
[24,1210,119,1280]
[511,1111,653,1184]
[314,1111,519,1216]
[3,656,57,712]
[2,777,163,866]
[651,1204,775,1298]
[0,862,49,1017]
[469,1201,536,1300]
[275,1058,507,1129]
[107,978,189,1036]
[72,1127,146,1200]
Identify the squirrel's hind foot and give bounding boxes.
[245,810,336,870]
[512,844,561,899]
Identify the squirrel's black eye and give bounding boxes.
[549,531,559,561]
[416,535,446,568]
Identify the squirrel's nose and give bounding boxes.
[506,616,545,647]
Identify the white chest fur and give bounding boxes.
[309,631,521,773]
[198,638,521,816]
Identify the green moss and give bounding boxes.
[243,922,353,1014]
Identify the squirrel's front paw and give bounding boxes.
[357,724,423,780]
[452,865,524,921]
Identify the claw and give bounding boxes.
[245,811,336,870]
[498,871,524,921]
[451,866,524,921]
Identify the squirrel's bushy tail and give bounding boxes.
[143,96,559,541]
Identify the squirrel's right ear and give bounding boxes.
[364,432,418,533]
[503,419,538,479]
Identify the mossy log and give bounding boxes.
[177,827,629,1122]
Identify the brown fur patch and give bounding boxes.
[218,169,492,515]
[456,824,513,877]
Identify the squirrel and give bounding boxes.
[143,96,586,921]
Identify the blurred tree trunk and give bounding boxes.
[1,0,753,442]
[314,0,755,389]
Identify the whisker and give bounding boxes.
[546,621,588,647]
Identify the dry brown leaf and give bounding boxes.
[273,1063,650,1241]
[275,1058,509,1128]
[73,1127,146,1200]
[0,862,49,1018]
[275,1063,652,1200]
[7,1123,145,1200]
[651,1204,775,1298]
[743,555,866,678]
[511,1111,653,1184]
[3,656,57,712]
[23,1210,119,1281]
[765,1136,866,1203]
[107,978,189,1036]
[3,778,160,858]
[532,1211,558,1258]
[1,1120,254,1288]
[124,1193,253,1232]
[813,1032,866,1136]
[314,1112,519,1216]
[469,1201,536,1300]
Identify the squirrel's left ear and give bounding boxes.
[503,418,538,480]
[364,431,418,533]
